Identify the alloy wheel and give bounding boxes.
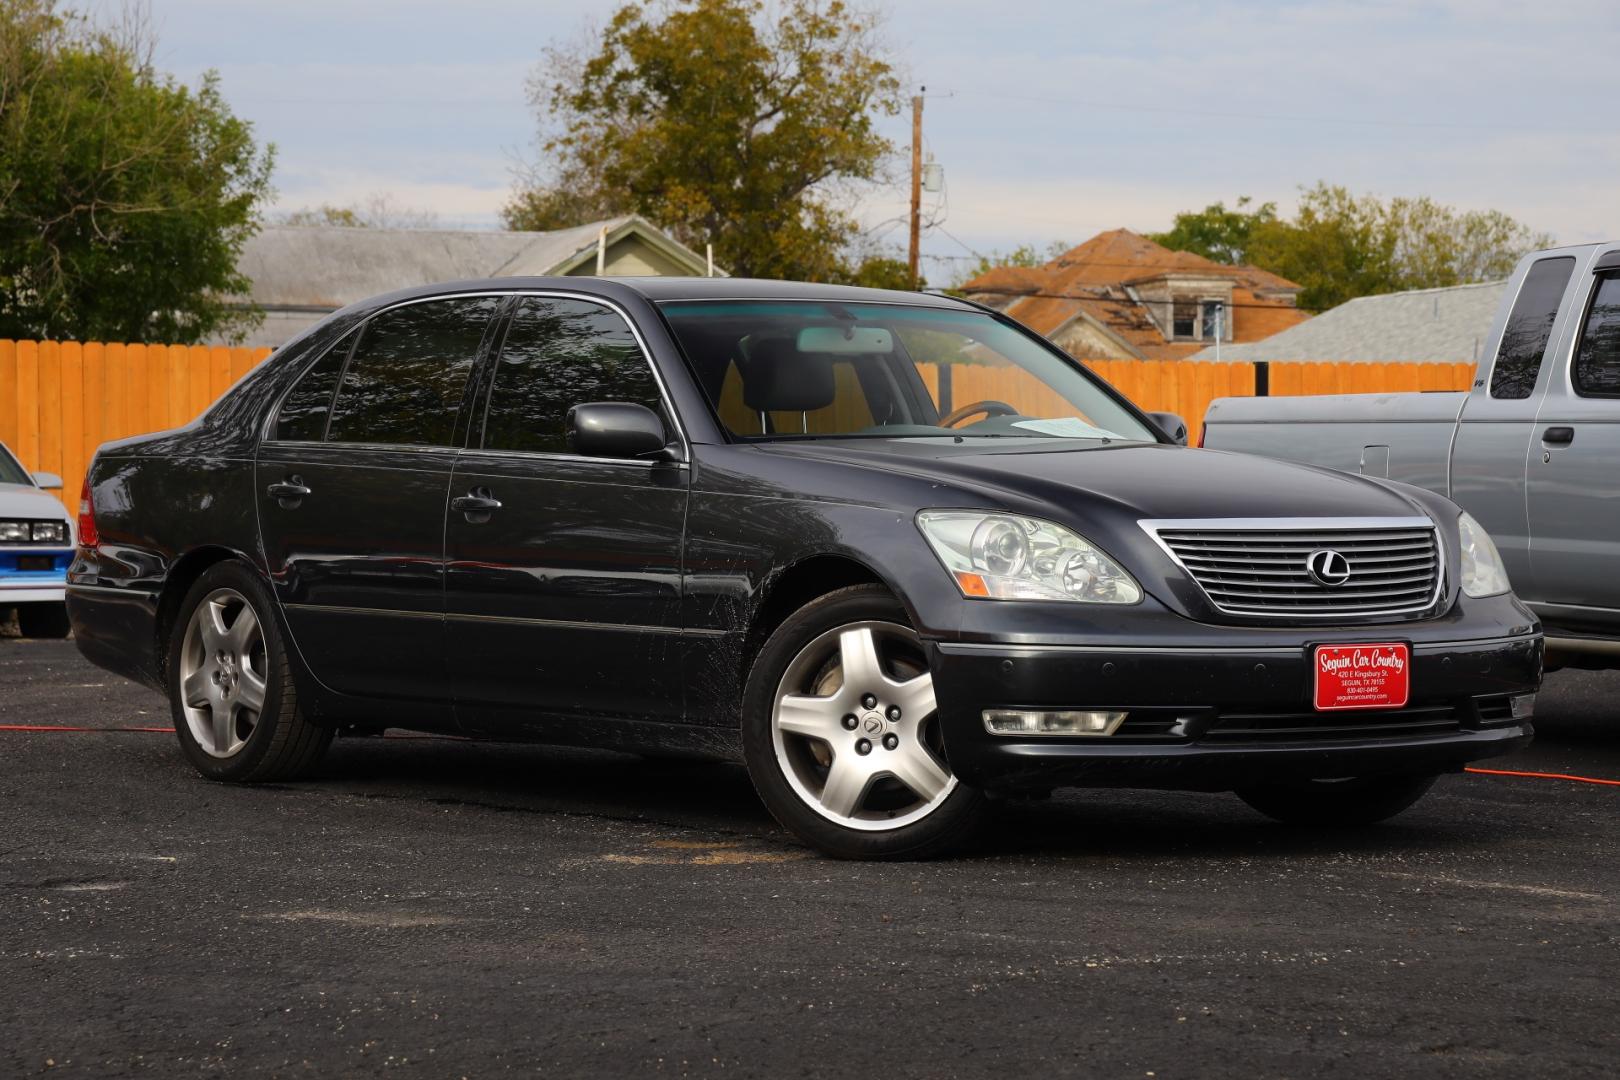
[178,588,268,758]
[770,620,957,830]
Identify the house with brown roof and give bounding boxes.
[960,229,1309,360]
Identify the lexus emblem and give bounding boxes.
[1305,549,1352,587]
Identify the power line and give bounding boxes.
[933,286,1325,315]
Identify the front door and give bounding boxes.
[445,295,689,735]
[256,294,500,702]
[1527,263,1620,629]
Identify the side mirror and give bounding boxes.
[567,402,675,460]
[32,471,63,490]
[1146,412,1188,446]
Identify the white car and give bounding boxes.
[1,441,75,637]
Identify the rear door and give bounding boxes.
[256,294,500,702]
[1451,254,1580,596]
[1526,253,1620,626]
[445,294,689,734]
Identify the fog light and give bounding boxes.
[982,709,1127,736]
[1509,693,1535,720]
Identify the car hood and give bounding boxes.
[757,439,1428,523]
[0,481,72,522]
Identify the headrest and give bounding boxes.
[740,339,837,413]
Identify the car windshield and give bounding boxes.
[0,444,32,485]
[658,300,1157,442]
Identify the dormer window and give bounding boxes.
[1170,297,1228,341]
[1172,300,1197,339]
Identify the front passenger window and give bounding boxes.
[481,297,664,455]
[1574,273,1620,397]
[327,296,498,446]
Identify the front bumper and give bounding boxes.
[1,547,73,604]
[929,631,1541,792]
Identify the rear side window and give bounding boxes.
[274,330,353,441]
[327,296,498,447]
[1489,256,1575,399]
[1574,273,1620,397]
[481,297,663,455]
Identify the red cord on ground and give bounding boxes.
[0,724,174,733]
[1466,766,1620,788]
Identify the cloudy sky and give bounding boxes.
[113,0,1618,282]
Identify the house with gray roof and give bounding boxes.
[227,214,718,347]
[1189,280,1506,364]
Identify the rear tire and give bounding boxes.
[17,602,71,638]
[742,584,988,859]
[1236,774,1439,826]
[166,561,331,782]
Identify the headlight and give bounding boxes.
[0,521,27,542]
[31,521,66,543]
[917,510,1142,603]
[1458,511,1510,598]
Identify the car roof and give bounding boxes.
[342,276,980,316]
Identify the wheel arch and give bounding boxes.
[153,545,260,680]
[741,553,914,682]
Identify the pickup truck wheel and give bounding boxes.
[167,561,331,782]
[17,602,71,638]
[1236,774,1439,826]
[742,585,987,860]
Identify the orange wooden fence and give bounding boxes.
[0,340,272,513]
[0,336,1477,515]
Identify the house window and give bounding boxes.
[1172,300,1197,339]
[1201,301,1225,342]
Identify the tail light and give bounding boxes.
[1196,422,1207,448]
[78,477,99,549]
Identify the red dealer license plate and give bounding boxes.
[1313,643,1411,711]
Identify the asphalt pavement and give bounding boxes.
[1,636,1616,1078]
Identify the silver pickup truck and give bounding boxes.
[1204,241,1620,669]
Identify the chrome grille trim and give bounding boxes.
[1140,516,1443,620]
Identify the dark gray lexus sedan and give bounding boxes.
[66,278,1541,858]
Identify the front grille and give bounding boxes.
[1144,517,1441,620]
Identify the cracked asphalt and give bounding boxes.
[1,637,1616,1078]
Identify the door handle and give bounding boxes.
[266,476,311,506]
[1542,426,1575,446]
[451,488,502,521]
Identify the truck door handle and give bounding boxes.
[451,488,502,521]
[1542,426,1575,446]
[266,476,311,505]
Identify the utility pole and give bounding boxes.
[907,89,924,291]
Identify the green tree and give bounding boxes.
[0,1,274,343]
[1146,197,1277,265]
[1153,183,1553,311]
[838,254,917,291]
[506,0,900,281]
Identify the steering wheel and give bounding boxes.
[938,399,1019,429]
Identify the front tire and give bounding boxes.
[1236,774,1439,826]
[167,561,331,782]
[742,585,987,859]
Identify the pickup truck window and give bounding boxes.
[1489,256,1575,400]
[1574,272,1620,398]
